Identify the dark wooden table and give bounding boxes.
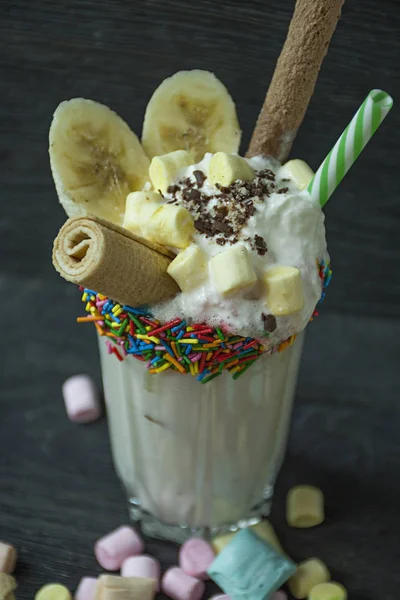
[1,1,399,598]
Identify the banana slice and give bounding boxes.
[49,98,150,225]
[142,70,241,162]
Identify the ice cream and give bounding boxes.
[50,70,330,366]
[125,152,329,346]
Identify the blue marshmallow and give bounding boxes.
[207,528,296,600]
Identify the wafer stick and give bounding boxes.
[247,0,345,161]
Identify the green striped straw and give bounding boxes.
[307,90,393,207]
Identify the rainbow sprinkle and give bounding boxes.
[77,259,331,383]
[311,259,332,320]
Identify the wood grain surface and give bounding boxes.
[0,0,399,598]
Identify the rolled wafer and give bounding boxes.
[247,0,345,162]
[52,215,179,307]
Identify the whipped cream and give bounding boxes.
[152,154,329,345]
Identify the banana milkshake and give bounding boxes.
[93,137,328,536]
[50,69,329,538]
[49,0,358,541]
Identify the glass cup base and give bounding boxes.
[127,485,274,544]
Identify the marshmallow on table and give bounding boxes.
[288,558,330,599]
[149,150,193,193]
[121,556,160,591]
[308,582,347,600]
[167,245,208,292]
[278,159,314,191]
[141,204,195,249]
[263,266,304,316]
[62,375,101,424]
[0,543,16,574]
[179,538,215,580]
[75,577,98,600]
[209,152,254,187]
[95,575,156,600]
[210,593,287,600]
[207,529,296,600]
[94,526,144,571]
[250,521,284,555]
[286,485,325,528]
[123,191,163,235]
[35,584,72,600]
[210,594,287,600]
[0,574,16,599]
[210,244,257,296]
[211,532,236,555]
[161,567,205,600]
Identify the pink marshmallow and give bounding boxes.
[0,541,17,574]
[162,567,205,600]
[75,577,98,600]
[94,526,144,571]
[62,374,101,423]
[121,555,160,591]
[179,538,215,580]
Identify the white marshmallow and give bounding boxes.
[209,152,254,187]
[123,191,163,234]
[149,150,193,193]
[210,244,257,296]
[263,266,304,316]
[167,245,208,292]
[141,204,195,249]
[279,159,314,191]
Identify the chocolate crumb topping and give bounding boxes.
[167,185,179,194]
[165,167,280,245]
[258,169,275,181]
[183,177,194,188]
[185,188,202,202]
[254,234,268,255]
[213,220,234,235]
[277,187,289,194]
[262,313,277,332]
[216,237,227,246]
[193,170,206,186]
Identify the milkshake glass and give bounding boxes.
[99,331,304,542]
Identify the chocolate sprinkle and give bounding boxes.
[262,313,277,333]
